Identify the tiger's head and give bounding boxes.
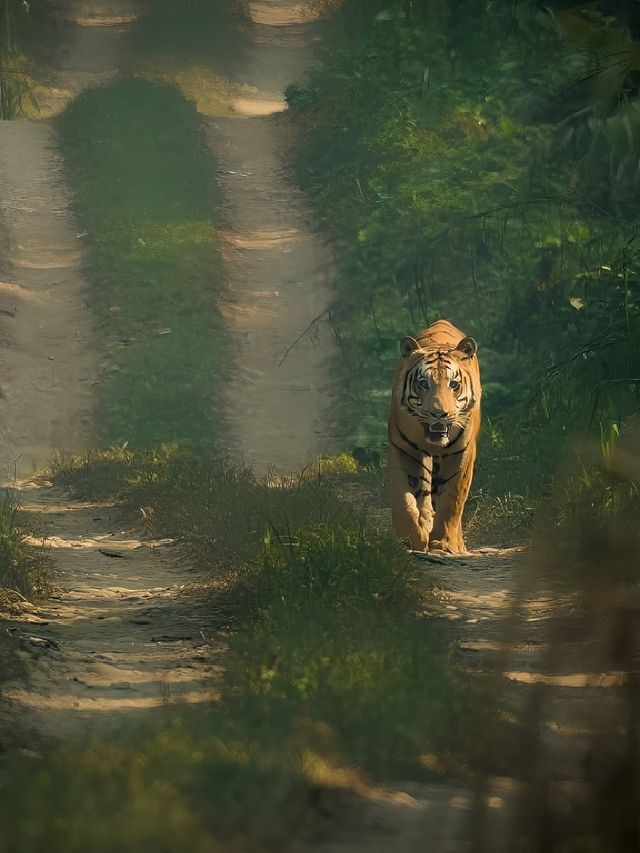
[399,334,480,447]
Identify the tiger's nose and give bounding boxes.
[430,409,446,419]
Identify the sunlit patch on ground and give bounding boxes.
[221,228,302,250]
[61,0,141,27]
[72,14,140,27]
[503,670,628,687]
[4,688,218,712]
[301,747,420,805]
[138,66,287,118]
[27,85,77,119]
[247,2,323,26]
[10,247,83,270]
[0,281,40,310]
[231,96,287,115]
[138,66,240,117]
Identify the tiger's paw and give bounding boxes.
[429,539,468,556]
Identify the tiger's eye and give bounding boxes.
[450,379,460,390]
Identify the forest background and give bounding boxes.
[286,0,640,541]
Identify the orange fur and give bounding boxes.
[387,320,481,554]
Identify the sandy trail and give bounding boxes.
[0,0,225,743]
[299,544,636,851]
[1,481,223,742]
[33,0,139,116]
[0,121,96,482]
[206,1,340,471]
[0,0,336,745]
[0,1,142,483]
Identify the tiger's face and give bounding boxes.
[400,335,478,447]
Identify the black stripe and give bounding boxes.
[408,473,431,487]
[401,370,412,406]
[389,438,424,465]
[396,426,428,456]
[433,471,459,490]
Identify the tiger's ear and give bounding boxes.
[455,336,478,359]
[401,336,421,358]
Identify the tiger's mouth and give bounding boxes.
[423,423,450,443]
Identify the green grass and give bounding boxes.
[0,489,50,598]
[57,78,225,449]
[0,489,51,700]
[0,447,487,850]
[0,703,313,853]
[102,447,482,777]
[6,438,637,849]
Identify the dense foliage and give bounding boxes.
[288,0,640,524]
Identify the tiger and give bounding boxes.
[387,319,481,554]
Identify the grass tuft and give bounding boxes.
[0,490,50,598]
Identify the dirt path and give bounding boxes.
[0,0,225,745]
[1,481,223,743]
[300,544,634,851]
[0,121,96,481]
[206,1,341,471]
[0,1,142,483]
[33,0,137,115]
[301,549,527,852]
[0,0,337,747]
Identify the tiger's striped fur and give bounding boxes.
[388,319,481,554]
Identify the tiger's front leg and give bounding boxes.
[430,443,476,555]
[388,445,434,551]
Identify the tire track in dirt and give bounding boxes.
[0,1,140,482]
[1,481,224,743]
[302,543,637,851]
[205,1,341,471]
[0,120,96,482]
[0,1,227,746]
